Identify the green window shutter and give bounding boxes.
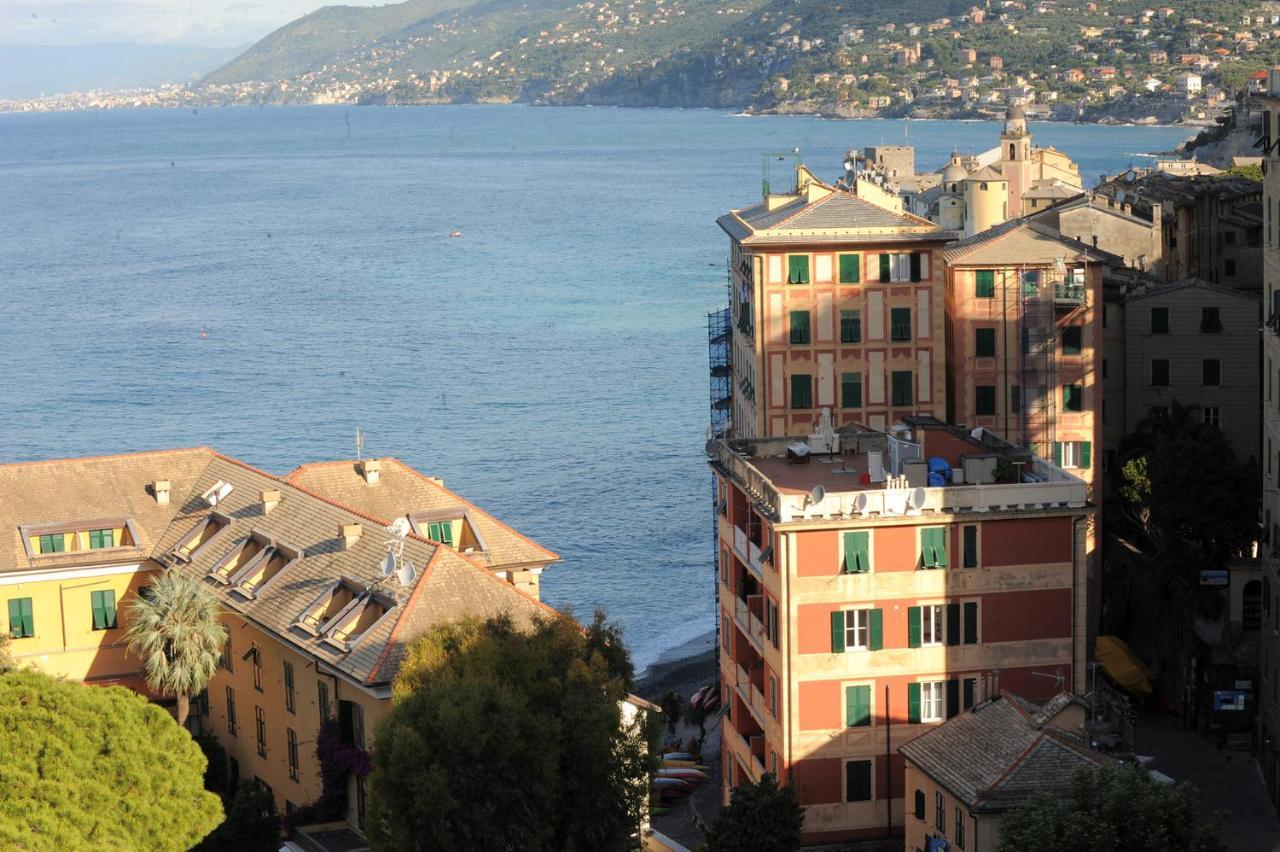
[869,608,884,650]
[91,591,107,630]
[907,606,922,649]
[791,375,813,409]
[907,682,921,724]
[909,252,922,282]
[846,685,871,727]
[839,254,860,284]
[921,528,946,568]
[963,678,976,711]
[963,526,978,568]
[934,528,947,567]
[790,310,811,344]
[11,598,34,638]
[840,310,862,343]
[841,373,863,409]
[21,599,33,638]
[1053,441,1063,467]
[1080,441,1092,469]
[976,269,995,297]
[843,531,869,573]
[946,603,961,646]
[831,610,846,653]
[963,601,979,644]
[104,590,116,629]
[946,679,960,719]
[788,255,810,284]
[891,307,912,341]
[879,253,892,282]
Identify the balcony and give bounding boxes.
[733,595,766,650]
[1054,280,1086,305]
[733,661,770,726]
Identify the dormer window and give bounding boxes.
[294,581,361,636]
[293,580,397,653]
[228,541,302,600]
[408,509,489,557]
[208,530,271,583]
[20,518,140,560]
[171,512,231,562]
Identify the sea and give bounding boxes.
[0,105,1193,673]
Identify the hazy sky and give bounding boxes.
[1,0,392,46]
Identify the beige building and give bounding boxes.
[899,692,1109,852]
[1027,193,1164,276]
[1122,279,1260,462]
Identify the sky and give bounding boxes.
[0,0,392,47]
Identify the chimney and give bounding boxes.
[261,489,281,514]
[340,523,363,550]
[153,480,171,506]
[358,459,381,485]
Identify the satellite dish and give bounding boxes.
[396,561,417,587]
[809,484,826,506]
[911,487,927,509]
[852,493,868,514]
[381,549,396,577]
[387,517,411,538]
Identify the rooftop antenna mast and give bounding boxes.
[355,427,365,462]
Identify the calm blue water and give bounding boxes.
[0,106,1192,671]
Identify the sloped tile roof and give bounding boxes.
[719,183,954,246]
[284,458,558,568]
[944,219,1117,265]
[898,692,1110,812]
[0,449,552,688]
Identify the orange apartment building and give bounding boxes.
[710,419,1091,844]
[942,220,1107,502]
[0,448,562,837]
[713,163,956,440]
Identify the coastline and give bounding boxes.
[636,629,717,702]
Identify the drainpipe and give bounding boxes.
[885,683,892,838]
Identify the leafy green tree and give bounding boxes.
[194,781,280,852]
[367,612,653,852]
[125,570,226,726]
[702,773,804,852]
[998,764,1227,852]
[0,631,16,673]
[0,671,222,849]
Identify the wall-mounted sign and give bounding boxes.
[1199,570,1229,587]
[1213,690,1248,711]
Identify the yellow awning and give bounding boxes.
[1095,635,1155,697]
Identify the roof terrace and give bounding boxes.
[709,416,1087,523]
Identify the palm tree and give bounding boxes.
[126,570,226,727]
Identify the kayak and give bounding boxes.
[657,768,708,779]
[690,686,709,708]
[662,752,696,761]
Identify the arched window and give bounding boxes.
[1009,143,1016,159]
[1244,580,1263,631]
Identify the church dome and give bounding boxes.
[941,160,968,184]
[1004,102,1028,136]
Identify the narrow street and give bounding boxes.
[1136,710,1280,851]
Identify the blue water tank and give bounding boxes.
[927,456,952,484]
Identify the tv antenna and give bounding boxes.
[354,427,366,462]
[1031,669,1066,691]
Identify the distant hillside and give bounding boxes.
[0,43,245,100]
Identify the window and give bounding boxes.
[920,527,947,568]
[1201,306,1222,333]
[1061,325,1082,355]
[963,677,978,711]
[88,528,115,549]
[1225,259,1237,276]
[1151,307,1169,334]
[846,760,873,801]
[1062,384,1083,412]
[338,700,366,750]
[7,598,33,638]
[956,806,966,848]
[922,682,945,723]
[890,307,913,341]
[909,604,944,647]
[251,646,262,692]
[841,372,863,409]
[975,385,996,415]
[425,521,454,546]
[840,309,862,343]
[1010,384,1021,414]
[1225,230,1237,244]
[356,775,368,829]
[935,790,946,831]
[962,526,978,568]
[845,684,872,727]
[1151,359,1170,386]
[1203,406,1221,427]
[975,328,995,357]
[287,728,299,781]
[790,310,811,344]
[878,251,924,282]
[769,675,778,717]
[255,706,267,757]
[38,533,65,554]
[318,681,332,723]
[1203,359,1220,386]
[842,531,870,574]
[90,590,116,631]
[914,789,926,820]
[838,253,861,284]
[788,254,810,284]
[891,371,913,406]
[831,608,883,652]
[1021,269,1039,298]
[975,269,995,298]
[226,686,237,736]
[963,601,979,644]
[284,661,295,714]
[766,599,779,648]
[220,634,233,672]
[1056,441,1092,469]
[790,374,813,409]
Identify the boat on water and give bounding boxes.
[449,229,463,238]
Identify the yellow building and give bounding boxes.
[0,447,566,836]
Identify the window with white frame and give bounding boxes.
[921,605,944,646]
[1060,441,1088,469]
[846,608,873,650]
[1203,406,1221,428]
[921,681,945,723]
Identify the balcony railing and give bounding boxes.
[1054,281,1086,305]
[733,597,765,650]
[707,442,782,519]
